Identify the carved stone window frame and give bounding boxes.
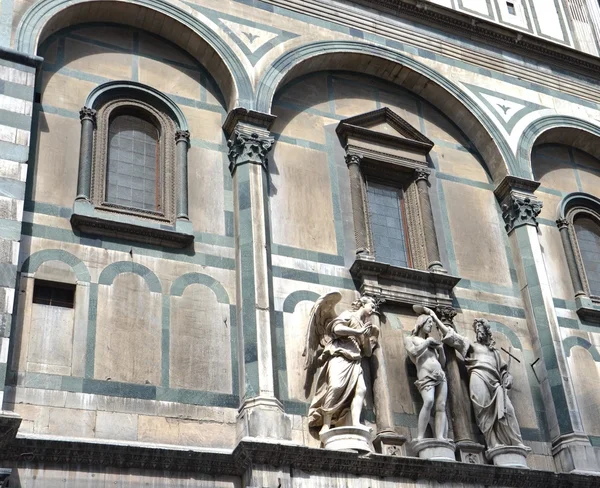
[557,192,600,323]
[92,99,174,223]
[71,81,193,248]
[337,108,460,308]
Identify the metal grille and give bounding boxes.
[366,181,409,268]
[107,114,160,211]
[575,216,600,296]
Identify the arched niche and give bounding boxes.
[16,0,253,109]
[255,41,513,183]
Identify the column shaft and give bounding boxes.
[415,169,444,271]
[77,108,96,201]
[557,219,585,296]
[175,130,190,220]
[346,155,370,254]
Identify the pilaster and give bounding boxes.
[494,176,598,473]
[224,108,291,441]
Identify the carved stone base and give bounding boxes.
[456,440,486,464]
[409,438,455,461]
[320,426,373,453]
[236,396,292,442]
[486,444,531,468]
[373,430,407,456]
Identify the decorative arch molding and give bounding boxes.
[563,336,600,362]
[282,290,320,314]
[488,321,523,351]
[86,81,188,131]
[519,115,600,179]
[15,0,253,109]
[20,249,91,282]
[170,272,230,304]
[559,193,600,220]
[98,261,162,293]
[255,40,514,182]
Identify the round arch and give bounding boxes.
[16,0,253,110]
[519,115,600,179]
[255,40,513,182]
[86,81,189,130]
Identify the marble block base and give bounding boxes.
[486,444,531,468]
[410,438,456,461]
[320,426,373,453]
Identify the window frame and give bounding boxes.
[567,206,600,301]
[92,99,175,223]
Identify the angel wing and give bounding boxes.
[302,291,342,397]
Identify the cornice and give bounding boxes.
[345,0,600,80]
[1,437,599,487]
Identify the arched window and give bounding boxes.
[573,213,600,297]
[71,82,193,248]
[106,113,161,212]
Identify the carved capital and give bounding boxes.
[227,130,273,175]
[414,167,431,182]
[501,195,543,233]
[435,305,457,327]
[79,107,97,125]
[345,154,363,167]
[175,130,190,145]
[556,217,570,230]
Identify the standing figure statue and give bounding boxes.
[405,312,448,441]
[423,308,525,450]
[303,292,379,435]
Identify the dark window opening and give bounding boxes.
[33,280,76,308]
[506,2,516,15]
[366,181,411,268]
[575,215,600,296]
[107,113,160,211]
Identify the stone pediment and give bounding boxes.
[336,107,433,166]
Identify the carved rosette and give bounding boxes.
[501,195,543,233]
[175,130,190,145]
[227,130,273,174]
[79,107,97,126]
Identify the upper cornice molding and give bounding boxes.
[345,0,600,80]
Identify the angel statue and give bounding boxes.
[303,292,379,436]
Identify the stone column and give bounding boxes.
[345,154,371,256]
[415,168,445,272]
[175,130,190,220]
[77,107,97,201]
[370,306,406,455]
[495,176,598,473]
[436,306,484,463]
[223,108,291,441]
[556,218,585,297]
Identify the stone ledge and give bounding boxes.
[2,437,598,486]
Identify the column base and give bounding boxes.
[320,425,374,453]
[486,444,531,468]
[456,440,486,464]
[236,396,292,442]
[409,438,455,461]
[373,429,407,456]
[552,433,600,473]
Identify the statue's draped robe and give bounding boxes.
[443,331,524,449]
[308,312,364,428]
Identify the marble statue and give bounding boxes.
[405,312,448,441]
[303,292,379,435]
[424,308,525,450]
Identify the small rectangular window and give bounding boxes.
[506,2,516,15]
[33,280,76,308]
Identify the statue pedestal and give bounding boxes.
[486,445,531,468]
[410,438,456,461]
[320,426,374,453]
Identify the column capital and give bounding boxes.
[434,305,457,327]
[79,107,97,126]
[227,130,274,175]
[556,217,570,230]
[175,129,190,145]
[345,153,363,167]
[501,194,543,233]
[222,107,276,137]
[414,167,431,182]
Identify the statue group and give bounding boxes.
[303,292,530,467]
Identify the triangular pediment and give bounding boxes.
[336,107,434,155]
